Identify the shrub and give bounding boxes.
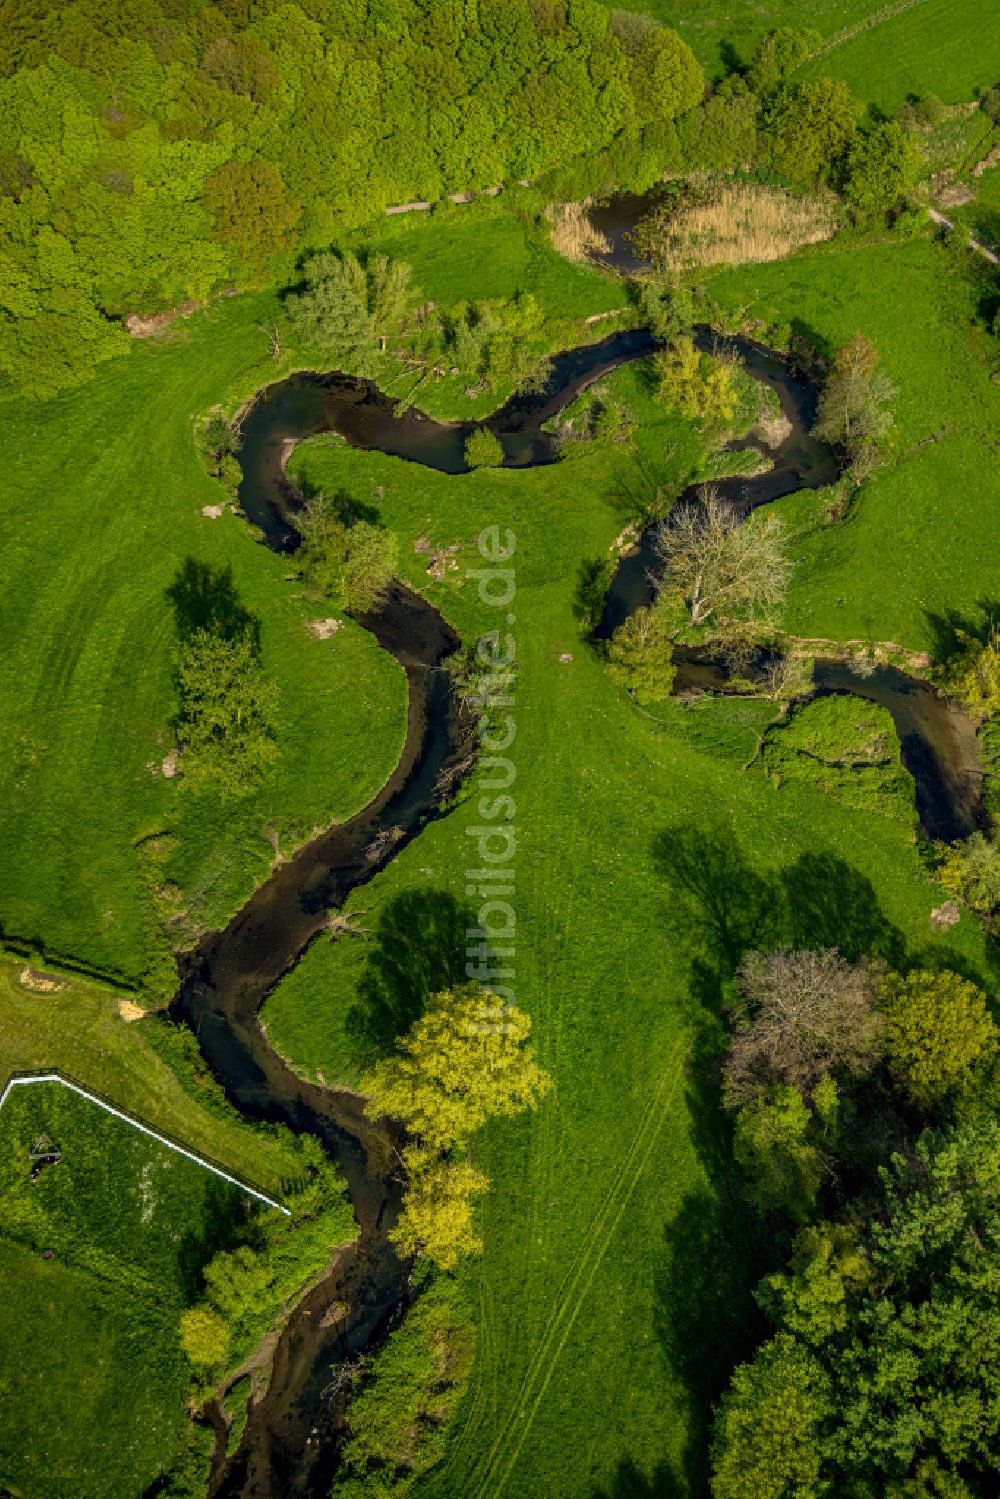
[464,427,504,469]
[179,1307,230,1370]
[605,604,676,704]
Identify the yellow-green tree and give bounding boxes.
[880,969,997,1109]
[364,985,550,1149]
[940,627,1000,722]
[654,336,739,426]
[390,1146,488,1270]
[606,602,677,704]
[934,833,1000,922]
[179,1306,230,1370]
[363,984,551,1269]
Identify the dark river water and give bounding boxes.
[171,303,984,1494]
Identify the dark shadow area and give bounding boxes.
[780,851,905,965]
[786,315,830,377]
[655,823,907,972]
[591,1456,686,1499]
[652,823,778,974]
[574,556,614,629]
[174,1187,252,1302]
[344,888,477,1058]
[717,39,744,77]
[293,477,383,528]
[166,558,259,647]
[923,598,1000,668]
[652,1181,768,1499]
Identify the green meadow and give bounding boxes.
[0,297,407,993]
[795,0,1000,111]
[2,4,1000,1485]
[0,1080,281,1498]
[0,958,303,1194]
[708,234,1000,649]
[595,0,888,78]
[260,333,995,1495]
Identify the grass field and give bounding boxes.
[0,1079,284,1498]
[0,1240,191,1499]
[4,126,1000,1496]
[795,0,1000,112]
[0,293,408,994]
[259,352,996,1496]
[0,957,303,1194]
[707,232,1000,650]
[595,0,888,79]
[0,210,630,999]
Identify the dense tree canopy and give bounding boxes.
[0,0,704,396]
[714,1120,1000,1497]
[174,629,279,798]
[879,969,997,1109]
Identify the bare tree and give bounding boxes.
[654,487,792,631]
[723,947,884,1110]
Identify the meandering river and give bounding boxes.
[175,313,984,1495]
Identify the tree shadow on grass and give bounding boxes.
[344,888,477,1059]
[652,1178,769,1499]
[923,597,1000,668]
[653,822,906,975]
[652,822,779,976]
[779,850,905,965]
[590,1456,686,1499]
[647,821,910,1492]
[166,558,259,648]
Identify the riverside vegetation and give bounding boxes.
[3,2,1000,1498]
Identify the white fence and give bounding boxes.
[0,1070,289,1215]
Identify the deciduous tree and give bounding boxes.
[934,832,1000,923]
[711,1333,830,1499]
[298,494,397,614]
[204,160,300,286]
[724,947,884,1109]
[362,984,550,1150]
[813,335,895,466]
[655,488,792,633]
[175,630,279,798]
[464,427,503,469]
[605,602,676,703]
[879,968,997,1108]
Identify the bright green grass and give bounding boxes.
[0,957,302,1195]
[707,233,1000,650]
[0,294,407,992]
[0,1081,281,1499]
[0,1240,189,1499]
[953,138,1000,252]
[0,214,635,991]
[760,695,917,822]
[351,206,625,322]
[0,1080,270,1301]
[261,359,994,1497]
[795,0,1000,111]
[596,0,887,78]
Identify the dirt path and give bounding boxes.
[928,207,1000,264]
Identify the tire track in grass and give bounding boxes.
[810,0,929,59]
[470,1034,688,1499]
